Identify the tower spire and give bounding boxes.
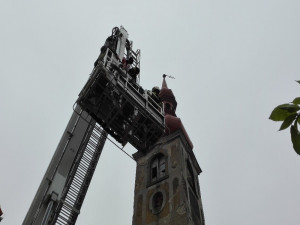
[162,74,168,88]
[159,75,193,149]
[159,75,177,116]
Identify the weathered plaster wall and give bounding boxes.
[132,131,205,225]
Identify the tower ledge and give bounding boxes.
[133,129,202,175]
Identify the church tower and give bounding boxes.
[132,76,205,225]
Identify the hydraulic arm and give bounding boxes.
[23,26,165,225]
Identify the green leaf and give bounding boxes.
[269,104,300,121]
[279,114,297,131]
[295,80,300,84]
[297,117,300,125]
[292,97,300,104]
[290,125,300,155]
[278,103,300,112]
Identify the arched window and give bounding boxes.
[150,154,166,183]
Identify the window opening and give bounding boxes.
[149,190,166,214]
[152,192,163,211]
[165,103,171,110]
[159,159,166,177]
[151,158,158,181]
[150,154,166,183]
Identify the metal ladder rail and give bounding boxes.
[53,123,107,225]
[54,121,97,225]
[55,123,107,225]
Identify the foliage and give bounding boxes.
[269,81,300,155]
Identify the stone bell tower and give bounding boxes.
[132,76,205,225]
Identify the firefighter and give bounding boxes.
[94,36,115,67]
[94,27,121,68]
[128,67,140,83]
[151,86,161,105]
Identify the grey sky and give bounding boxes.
[1,1,300,224]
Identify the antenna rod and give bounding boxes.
[163,74,175,79]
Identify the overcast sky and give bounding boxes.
[1,1,300,225]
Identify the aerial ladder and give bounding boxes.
[23,26,165,225]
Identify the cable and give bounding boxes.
[105,135,139,164]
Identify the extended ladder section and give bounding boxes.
[52,123,107,225]
[23,107,107,225]
[77,51,165,151]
